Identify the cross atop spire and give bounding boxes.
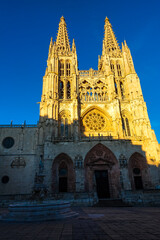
[56,16,71,53]
[103,17,121,57]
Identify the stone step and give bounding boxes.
[1,200,79,222]
[93,199,132,207]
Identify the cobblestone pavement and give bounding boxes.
[1,207,160,240]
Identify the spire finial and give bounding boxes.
[105,16,109,23]
[60,16,65,21]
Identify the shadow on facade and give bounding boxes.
[37,119,160,201]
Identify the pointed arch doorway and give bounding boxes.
[59,161,68,192]
[128,152,152,190]
[84,143,120,199]
[52,153,75,193]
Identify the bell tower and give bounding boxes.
[39,16,79,142]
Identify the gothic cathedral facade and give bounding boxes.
[0,17,160,204]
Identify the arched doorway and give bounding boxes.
[128,152,152,190]
[59,161,68,192]
[84,143,120,199]
[52,153,75,193]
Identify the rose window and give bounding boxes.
[83,111,106,131]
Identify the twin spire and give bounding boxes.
[48,16,76,56]
[49,16,133,71]
[56,16,71,53]
[54,16,121,58]
[102,17,121,57]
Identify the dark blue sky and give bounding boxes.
[0,0,160,142]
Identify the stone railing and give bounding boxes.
[0,124,37,128]
[80,92,108,102]
[79,69,101,77]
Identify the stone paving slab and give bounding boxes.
[1,207,160,239]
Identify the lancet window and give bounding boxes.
[59,112,71,138]
[60,118,69,137]
[67,81,71,99]
[120,82,124,98]
[122,116,131,136]
[117,64,122,76]
[114,79,118,94]
[59,61,64,76]
[59,81,64,99]
[111,63,115,73]
[66,62,71,76]
[125,118,131,136]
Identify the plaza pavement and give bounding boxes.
[0,206,160,240]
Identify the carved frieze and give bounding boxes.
[11,157,26,168]
[75,154,83,168]
[119,154,127,168]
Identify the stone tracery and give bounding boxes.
[79,79,108,102]
[83,110,106,132]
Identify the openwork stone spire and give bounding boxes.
[56,16,71,53]
[103,17,121,57]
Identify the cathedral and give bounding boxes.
[0,16,160,205]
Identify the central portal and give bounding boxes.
[95,170,110,198]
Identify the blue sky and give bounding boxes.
[0,0,160,142]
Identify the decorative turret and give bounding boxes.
[72,39,78,74]
[56,16,71,54]
[72,39,76,54]
[102,17,121,58]
[48,37,53,58]
[122,40,135,75]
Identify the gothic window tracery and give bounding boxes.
[117,63,122,76]
[59,61,64,76]
[66,62,71,76]
[59,112,71,138]
[110,61,115,73]
[83,110,106,132]
[79,80,108,102]
[122,116,131,136]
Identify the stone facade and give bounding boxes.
[0,16,160,204]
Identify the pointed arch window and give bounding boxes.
[66,62,70,76]
[59,113,71,138]
[111,64,114,72]
[120,82,124,98]
[114,79,118,94]
[122,117,125,131]
[67,81,71,99]
[59,61,64,76]
[117,64,122,76]
[122,116,131,136]
[59,81,64,99]
[125,118,131,136]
